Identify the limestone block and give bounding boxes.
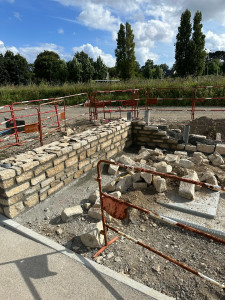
[108,164,119,175]
[4,201,25,218]
[46,162,65,177]
[185,145,197,152]
[31,173,46,186]
[88,207,111,222]
[0,167,16,180]
[135,150,152,161]
[178,159,194,169]
[104,180,116,192]
[165,154,179,163]
[208,151,224,166]
[153,176,167,193]
[0,178,15,189]
[80,222,104,248]
[24,193,39,208]
[5,182,30,198]
[109,191,122,199]
[215,144,225,156]
[153,161,172,173]
[61,205,83,222]
[89,190,100,203]
[141,172,153,184]
[197,144,215,154]
[118,155,135,166]
[34,161,53,176]
[200,171,218,186]
[21,161,39,172]
[179,174,195,200]
[47,182,64,196]
[116,175,133,193]
[132,172,142,182]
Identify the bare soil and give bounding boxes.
[6,106,225,299]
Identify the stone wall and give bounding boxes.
[0,120,131,218]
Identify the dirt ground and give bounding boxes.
[4,106,225,299]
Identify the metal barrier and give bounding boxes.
[145,87,193,120]
[89,89,144,121]
[192,85,225,120]
[94,159,225,291]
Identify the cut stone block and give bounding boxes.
[153,161,172,173]
[108,164,119,175]
[118,155,135,166]
[61,205,83,222]
[116,175,132,193]
[179,174,196,200]
[215,144,225,156]
[197,144,215,154]
[165,154,179,163]
[208,151,224,166]
[141,172,153,184]
[131,172,142,182]
[80,222,104,248]
[153,176,167,193]
[104,180,116,192]
[88,207,111,222]
[133,182,148,189]
[200,171,218,186]
[178,159,194,169]
[88,190,100,203]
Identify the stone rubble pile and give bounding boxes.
[61,146,225,248]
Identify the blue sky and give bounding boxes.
[1,0,225,68]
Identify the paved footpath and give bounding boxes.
[0,215,174,300]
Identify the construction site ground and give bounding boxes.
[2,106,225,300]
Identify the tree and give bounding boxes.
[67,56,82,83]
[0,53,9,85]
[93,56,107,80]
[191,11,206,76]
[34,51,68,83]
[3,51,30,85]
[115,22,136,79]
[134,61,142,77]
[75,51,94,82]
[175,9,192,76]
[142,59,154,79]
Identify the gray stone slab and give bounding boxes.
[157,190,220,219]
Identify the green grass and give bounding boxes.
[1,75,225,106]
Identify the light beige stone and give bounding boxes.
[24,193,39,208]
[47,182,64,196]
[0,167,16,180]
[0,178,15,189]
[5,182,30,198]
[80,222,104,248]
[61,205,83,222]
[4,202,25,218]
[16,171,34,184]
[46,162,64,177]
[153,176,167,193]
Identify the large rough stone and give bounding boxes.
[165,154,179,163]
[80,222,104,248]
[88,190,100,203]
[88,207,111,222]
[200,171,218,186]
[178,174,196,200]
[108,164,119,175]
[215,144,225,156]
[208,151,224,166]
[61,205,83,222]
[133,182,148,189]
[197,144,215,154]
[109,191,122,199]
[178,159,194,169]
[141,172,153,184]
[104,180,116,192]
[116,175,133,193]
[187,170,201,191]
[118,155,135,166]
[131,172,142,182]
[152,176,167,193]
[153,161,172,173]
[135,150,152,161]
[4,202,25,218]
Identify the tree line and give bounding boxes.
[1,9,225,85]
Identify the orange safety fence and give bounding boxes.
[94,159,225,291]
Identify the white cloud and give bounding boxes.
[0,40,18,55]
[72,43,116,67]
[205,31,225,51]
[58,28,64,34]
[77,3,120,31]
[135,46,159,66]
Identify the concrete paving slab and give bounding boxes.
[0,215,174,300]
[157,190,220,219]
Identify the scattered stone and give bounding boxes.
[56,228,63,235]
[66,128,74,136]
[108,164,119,175]
[107,252,114,259]
[141,172,153,184]
[116,175,133,193]
[80,222,104,248]
[89,190,100,203]
[200,171,218,186]
[104,180,116,192]
[131,172,142,182]
[197,144,215,154]
[178,159,194,169]
[178,174,196,200]
[118,155,135,166]
[109,191,122,198]
[135,150,152,161]
[88,207,111,222]
[153,161,172,173]
[208,151,224,166]
[165,154,179,163]
[61,205,83,222]
[187,170,201,191]
[153,176,167,193]
[215,144,225,155]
